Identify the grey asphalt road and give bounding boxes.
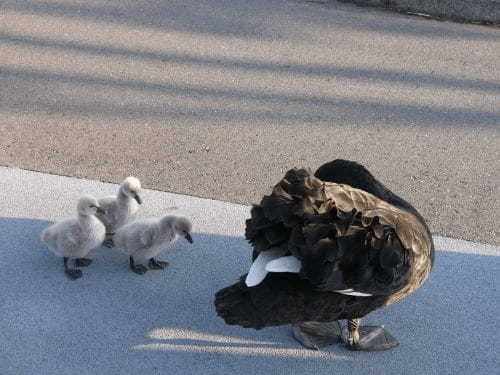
[0,0,499,245]
[1,167,499,375]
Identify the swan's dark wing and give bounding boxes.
[246,168,425,297]
[315,159,434,269]
[217,168,434,329]
[314,159,431,238]
[290,211,412,297]
[314,159,416,212]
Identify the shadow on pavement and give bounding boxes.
[1,32,498,95]
[0,216,498,374]
[1,66,498,128]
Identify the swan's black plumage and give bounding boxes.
[314,159,434,265]
[215,160,434,339]
[314,159,417,214]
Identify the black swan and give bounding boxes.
[215,160,434,351]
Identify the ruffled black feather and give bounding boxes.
[244,167,411,296]
[215,274,388,329]
[215,161,433,329]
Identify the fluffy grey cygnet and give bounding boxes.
[114,216,193,275]
[41,195,106,280]
[95,176,142,247]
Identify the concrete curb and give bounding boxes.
[337,0,500,24]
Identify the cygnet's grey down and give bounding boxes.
[95,176,142,248]
[114,216,193,275]
[41,195,106,280]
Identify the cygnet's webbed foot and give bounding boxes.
[75,258,93,267]
[129,256,148,275]
[148,258,169,270]
[344,319,399,351]
[131,265,148,275]
[64,257,83,280]
[65,269,83,280]
[103,237,115,248]
[292,321,342,350]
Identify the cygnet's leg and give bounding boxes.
[292,321,341,350]
[74,258,93,267]
[102,233,115,248]
[129,256,148,275]
[64,257,83,280]
[148,258,169,270]
[344,318,399,351]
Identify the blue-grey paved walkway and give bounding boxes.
[1,167,498,374]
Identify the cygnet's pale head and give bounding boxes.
[77,195,105,216]
[120,176,142,204]
[161,216,194,244]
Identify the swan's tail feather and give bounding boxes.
[214,274,388,329]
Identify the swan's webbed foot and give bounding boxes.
[75,258,93,267]
[129,256,148,275]
[344,319,399,351]
[292,321,342,350]
[148,258,169,270]
[64,257,83,280]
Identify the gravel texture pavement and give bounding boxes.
[1,0,498,245]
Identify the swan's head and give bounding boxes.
[77,195,105,216]
[120,176,142,204]
[161,216,193,244]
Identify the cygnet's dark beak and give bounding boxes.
[185,233,193,244]
[94,206,106,215]
[133,192,142,205]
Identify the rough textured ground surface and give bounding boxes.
[0,0,499,245]
[1,167,499,375]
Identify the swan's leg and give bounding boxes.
[148,258,169,270]
[292,321,342,350]
[102,233,115,248]
[74,258,93,267]
[345,318,399,351]
[346,318,361,347]
[64,257,83,280]
[129,256,148,275]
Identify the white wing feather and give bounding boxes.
[245,248,287,287]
